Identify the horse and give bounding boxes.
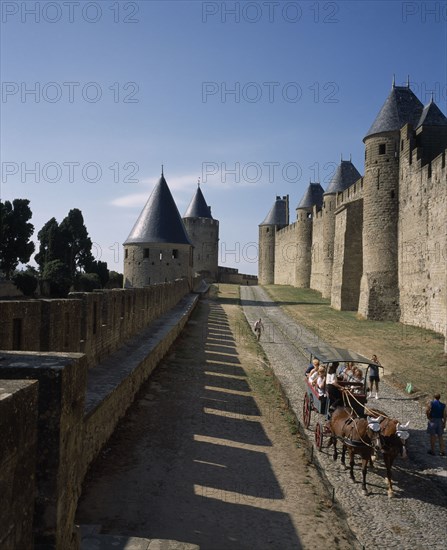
[328,407,381,495]
[367,408,410,498]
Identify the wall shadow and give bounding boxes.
[76,298,302,549]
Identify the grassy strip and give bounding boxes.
[262,284,446,398]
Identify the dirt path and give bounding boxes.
[76,288,356,549]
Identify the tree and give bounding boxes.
[74,272,102,292]
[35,217,65,271]
[13,266,38,296]
[0,199,35,279]
[42,260,72,298]
[87,260,109,287]
[59,209,94,278]
[106,271,124,288]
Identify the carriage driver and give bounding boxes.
[326,362,343,410]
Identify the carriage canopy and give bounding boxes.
[305,345,382,368]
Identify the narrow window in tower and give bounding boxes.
[409,150,412,165]
[401,140,404,151]
[266,227,269,233]
[390,190,395,199]
[143,248,149,259]
[172,249,178,259]
[307,213,312,219]
[442,152,445,168]
[379,144,386,155]
[428,163,432,178]
[159,251,163,261]
[125,249,128,259]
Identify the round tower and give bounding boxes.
[295,183,324,288]
[182,183,219,281]
[358,83,423,320]
[321,160,361,298]
[258,196,289,285]
[123,170,193,288]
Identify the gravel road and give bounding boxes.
[241,285,447,550]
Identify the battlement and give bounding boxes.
[336,176,364,209]
[0,278,194,367]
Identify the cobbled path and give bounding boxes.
[241,285,447,550]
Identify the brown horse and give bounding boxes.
[329,407,381,495]
[368,409,410,498]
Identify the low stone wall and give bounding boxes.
[0,378,39,550]
[0,291,199,550]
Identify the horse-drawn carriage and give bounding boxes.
[303,345,380,449]
[302,346,410,496]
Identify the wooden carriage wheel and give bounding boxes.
[303,393,311,428]
[315,421,323,450]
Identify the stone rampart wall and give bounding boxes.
[0,279,191,367]
[0,290,199,549]
[274,222,299,285]
[0,379,39,550]
[398,141,447,345]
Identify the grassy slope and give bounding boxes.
[257,285,447,399]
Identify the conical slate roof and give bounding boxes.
[416,99,447,128]
[297,183,324,209]
[325,160,361,194]
[364,86,424,140]
[259,196,288,226]
[183,186,213,219]
[124,174,192,245]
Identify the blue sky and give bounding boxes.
[1,0,446,275]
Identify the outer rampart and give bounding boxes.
[0,279,191,367]
[0,282,199,549]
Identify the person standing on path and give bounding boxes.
[426,393,446,456]
[368,354,381,399]
[253,318,264,341]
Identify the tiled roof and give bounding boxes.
[325,160,361,194]
[183,186,213,219]
[365,86,424,139]
[416,99,447,128]
[259,196,288,226]
[124,174,192,245]
[297,183,324,209]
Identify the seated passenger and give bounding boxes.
[305,358,320,377]
[343,362,355,381]
[313,367,327,397]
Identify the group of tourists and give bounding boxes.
[305,355,381,402]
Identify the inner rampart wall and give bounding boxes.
[274,222,299,286]
[398,136,447,344]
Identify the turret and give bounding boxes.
[295,183,324,287]
[414,97,447,164]
[182,183,219,281]
[123,169,193,288]
[258,195,289,285]
[321,160,361,298]
[358,83,423,320]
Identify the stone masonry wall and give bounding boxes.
[0,379,39,550]
[398,132,447,345]
[309,210,326,294]
[274,222,299,286]
[0,279,191,367]
[123,243,192,287]
[331,199,363,311]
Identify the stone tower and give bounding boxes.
[358,84,423,320]
[321,160,361,298]
[182,184,219,281]
[295,183,324,288]
[123,170,193,287]
[258,196,289,285]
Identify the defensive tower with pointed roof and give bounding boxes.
[123,170,193,287]
[256,79,447,350]
[182,182,219,281]
[359,83,424,320]
[258,195,289,284]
